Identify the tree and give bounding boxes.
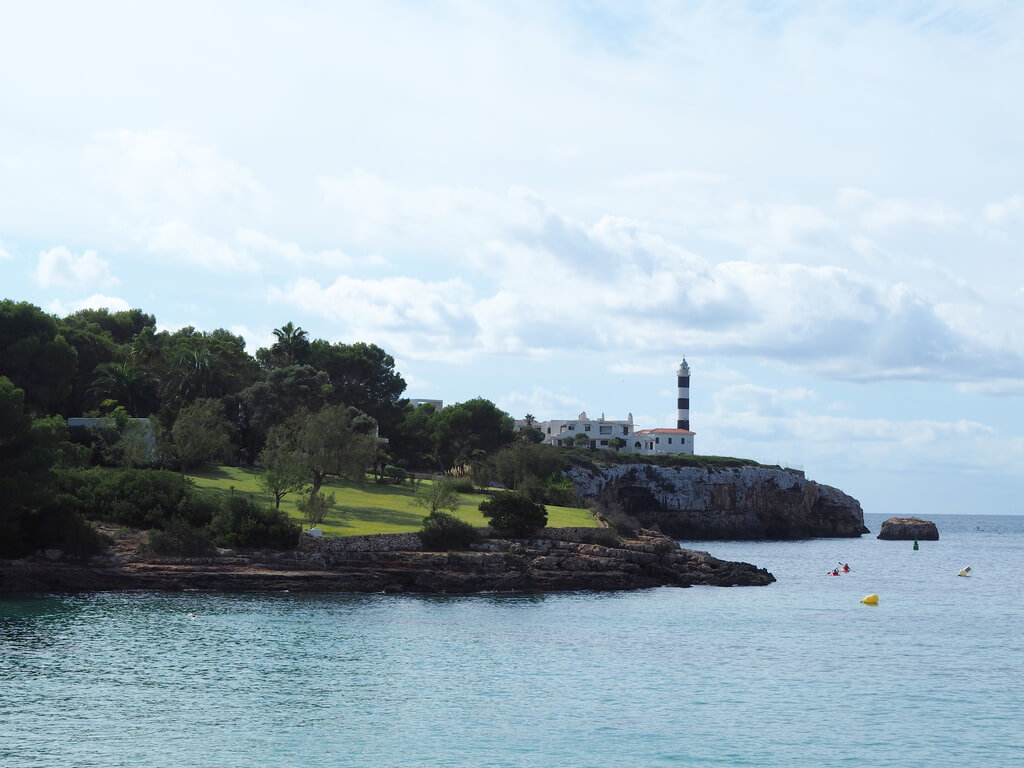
[411,478,461,515]
[0,300,77,414]
[478,491,547,537]
[297,490,335,530]
[90,361,157,417]
[256,321,311,369]
[64,307,155,345]
[158,328,261,416]
[57,314,123,415]
[233,365,330,461]
[266,405,377,518]
[0,376,94,557]
[170,398,234,470]
[608,437,626,453]
[258,433,309,509]
[431,398,516,471]
[521,426,545,444]
[310,340,407,438]
[573,432,592,449]
[390,402,442,470]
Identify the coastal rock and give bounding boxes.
[877,517,939,540]
[0,529,775,594]
[566,464,868,540]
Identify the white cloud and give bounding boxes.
[235,228,386,270]
[144,222,259,272]
[34,246,117,289]
[985,194,1024,224]
[269,275,477,362]
[500,386,588,421]
[83,129,269,221]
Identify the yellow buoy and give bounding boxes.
[860,593,879,605]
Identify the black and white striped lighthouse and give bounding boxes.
[676,358,690,430]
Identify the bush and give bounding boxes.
[478,492,547,537]
[208,494,300,550]
[56,468,194,529]
[146,518,215,557]
[448,476,475,494]
[174,491,221,528]
[419,511,479,551]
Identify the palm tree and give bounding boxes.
[163,346,216,406]
[90,361,154,416]
[272,322,310,366]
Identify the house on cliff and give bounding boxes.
[516,359,696,456]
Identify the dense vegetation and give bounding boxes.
[0,300,589,557]
[1,298,768,558]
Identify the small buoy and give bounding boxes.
[913,540,919,550]
[958,566,972,577]
[860,594,879,605]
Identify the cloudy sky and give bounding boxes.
[3,1,1024,517]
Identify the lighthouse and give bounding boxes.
[677,358,690,430]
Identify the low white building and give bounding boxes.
[514,358,696,456]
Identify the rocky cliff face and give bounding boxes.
[566,464,868,540]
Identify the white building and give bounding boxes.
[515,359,696,456]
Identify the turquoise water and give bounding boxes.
[2,513,1022,767]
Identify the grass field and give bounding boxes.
[186,466,600,537]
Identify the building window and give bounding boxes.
[584,424,591,432]
[623,426,629,434]
[655,437,660,444]
[600,440,608,446]
[668,438,673,444]
[634,441,641,448]
[547,427,551,434]
[568,424,575,431]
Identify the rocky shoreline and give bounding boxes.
[0,529,775,594]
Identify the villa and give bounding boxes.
[516,359,696,456]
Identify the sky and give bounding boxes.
[3,1,1024,517]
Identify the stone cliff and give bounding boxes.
[566,464,868,540]
[0,529,775,594]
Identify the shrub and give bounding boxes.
[208,494,300,550]
[146,518,215,557]
[56,468,194,529]
[478,492,547,537]
[175,491,221,528]
[412,478,461,515]
[419,511,479,551]
[448,476,475,494]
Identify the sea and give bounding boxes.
[2,512,1022,768]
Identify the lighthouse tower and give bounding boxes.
[676,358,690,430]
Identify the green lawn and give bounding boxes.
[186,466,600,537]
